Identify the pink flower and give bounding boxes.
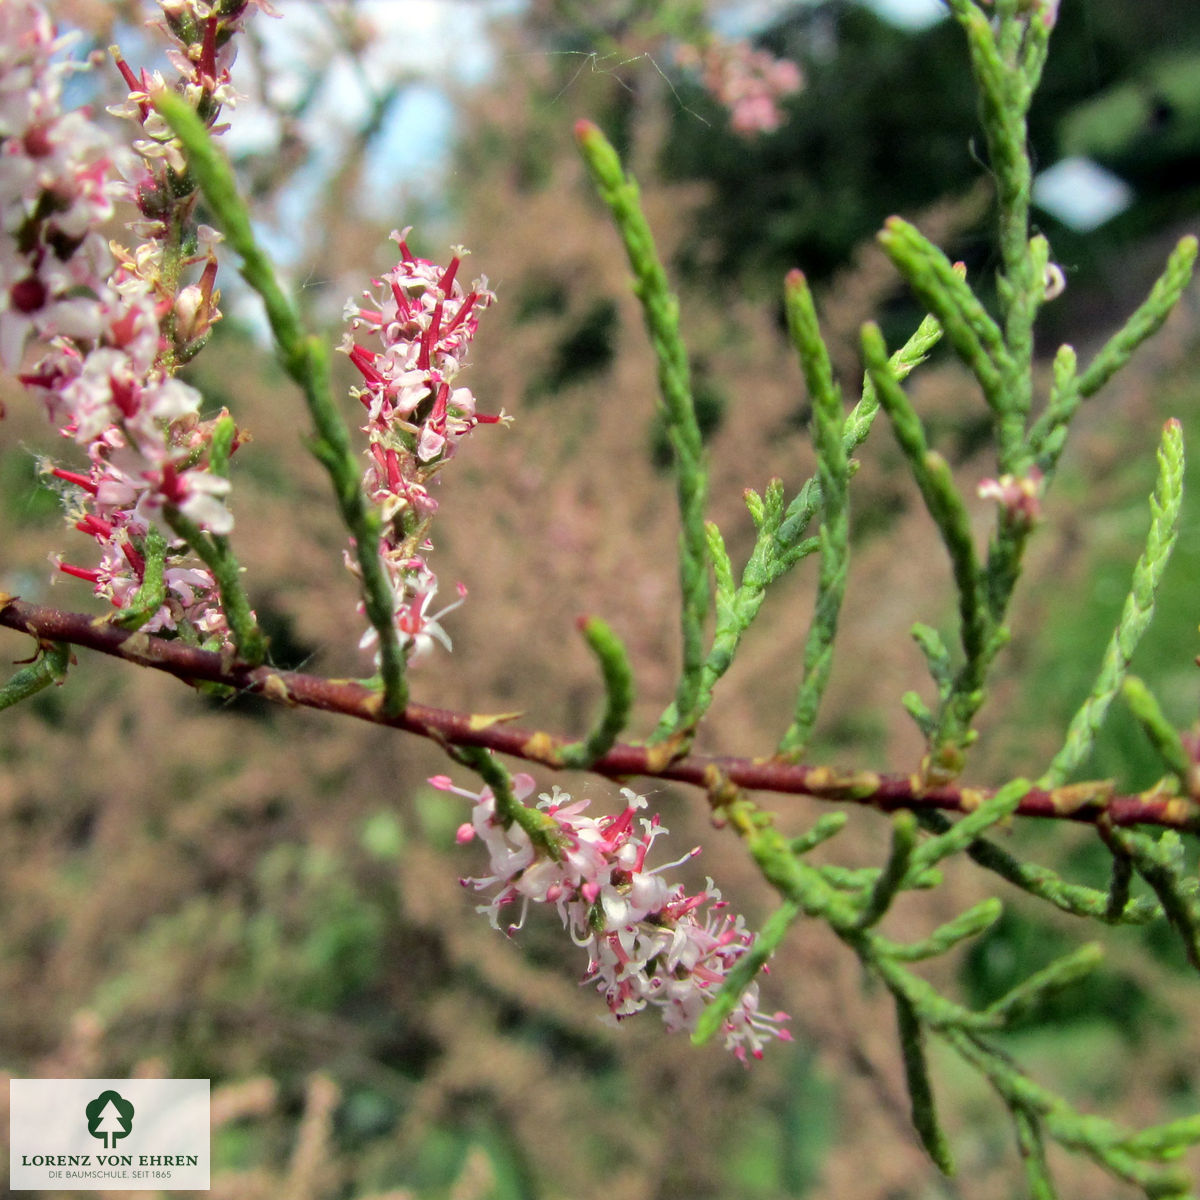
[341,231,503,667]
[2,0,261,646]
[1,0,123,369]
[343,228,498,466]
[436,775,793,1062]
[978,467,1044,529]
[676,38,803,136]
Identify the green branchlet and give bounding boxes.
[1029,237,1198,473]
[874,897,1003,962]
[839,308,944,480]
[945,1,1054,462]
[705,521,736,613]
[917,807,1161,924]
[450,745,560,853]
[1013,1104,1056,1200]
[718,793,860,928]
[208,413,237,477]
[901,692,936,740]
[1116,1114,1200,1161]
[1077,236,1198,401]
[923,449,988,665]
[112,528,168,633]
[0,641,69,712]
[787,811,849,856]
[910,779,1030,874]
[861,327,981,631]
[877,218,1010,424]
[559,616,635,768]
[903,624,955,738]
[895,990,956,1175]
[866,4,1148,790]
[575,120,709,743]
[818,861,889,893]
[691,900,801,1047]
[856,810,918,928]
[164,505,266,664]
[652,308,943,741]
[742,488,767,530]
[866,947,1004,1033]
[1107,828,1200,970]
[983,942,1103,1024]
[911,622,953,692]
[862,322,1001,764]
[946,1025,1197,1198]
[1041,419,1185,788]
[1121,676,1193,787]
[776,307,943,548]
[1103,838,1136,924]
[1025,341,1078,472]
[779,270,850,757]
[153,88,408,712]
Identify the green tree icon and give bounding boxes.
[85,1090,135,1150]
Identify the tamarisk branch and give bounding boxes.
[4,596,1197,832]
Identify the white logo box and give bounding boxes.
[10,1079,209,1191]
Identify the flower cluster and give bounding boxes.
[110,0,274,179]
[2,0,258,643]
[676,38,803,136]
[107,0,279,367]
[1,1,120,369]
[433,774,793,1063]
[341,229,501,663]
[27,275,241,639]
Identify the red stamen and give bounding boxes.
[111,52,151,119]
[439,256,461,294]
[428,382,449,432]
[76,514,114,539]
[122,542,145,576]
[348,343,382,385]
[390,280,415,320]
[426,298,444,359]
[442,292,477,337]
[58,562,100,583]
[51,467,97,494]
[199,16,219,83]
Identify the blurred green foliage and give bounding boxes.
[93,843,388,1024]
[525,297,619,401]
[659,2,1200,296]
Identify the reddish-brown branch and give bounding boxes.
[3,595,1198,831]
